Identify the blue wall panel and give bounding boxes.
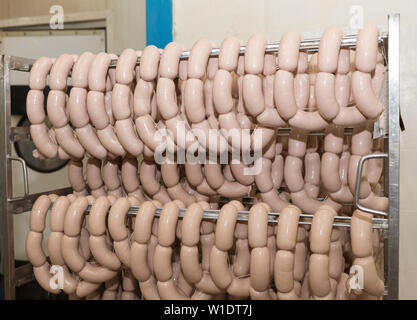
[146,0,173,48]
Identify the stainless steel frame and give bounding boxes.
[0,14,401,299]
[385,13,400,300]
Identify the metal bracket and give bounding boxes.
[355,153,389,216]
[7,155,29,202]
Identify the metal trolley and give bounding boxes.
[0,14,400,299]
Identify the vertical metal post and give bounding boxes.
[385,13,400,300]
[0,55,16,300]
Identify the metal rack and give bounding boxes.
[0,14,400,299]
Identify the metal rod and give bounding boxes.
[354,153,389,216]
[109,32,388,67]
[386,13,400,300]
[6,33,388,72]
[9,187,72,214]
[10,126,358,143]
[83,204,388,229]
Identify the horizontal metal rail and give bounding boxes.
[5,32,388,72]
[83,204,388,229]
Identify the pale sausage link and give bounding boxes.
[243,34,277,153]
[157,42,199,205]
[86,158,107,197]
[27,195,100,298]
[304,136,320,199]
[164,58,197,152]
[275,31,327,131]
[88,52,127,158]
[102,158,124,198]
[248,202,273,300]
[274,26,384,129]
[48,196,83,295]
[322,122,355,204]
[293,225,308,298]
[113,48,143,156]
[332,48,367,126]
[274,204,302,299]
[348,122,388,211]
[214,37,247,153]
[153,200,191,299]
[349,210,384,298]
[309,205,337,299]
[203,38,253,198]
[180,201,222,298]
[315,26,343,122]
[48,53,87,160]
[135,45,163,153]
[88,196,121,271]
[183,40,226,198]
[62,196,118,284]
[255,136,289,212]
[70,51,108,160]
[285,128,341,214]
[68,159,88,196]
[121,156,146,202]
[27,57,59,159]
[27,195,64,294]
[107,196,141,268]
[352,24,385,119]
[130,201,161,300]
[194,43,228,155]
[210,201,250,299]
[322,124,355,205]
[139,160,171,204]
[329,227,345,299]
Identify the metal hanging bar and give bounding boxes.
[108,32,388,67]
[83,204,388,229]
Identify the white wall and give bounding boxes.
[173,0,417,299]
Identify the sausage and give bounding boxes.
[68,160,86,193]
[309,254,332,298]
[276,205,301,250]
[248,203,268,248]
[355,24,379,73]
[218,37,240,71]
[26,90,45,124]
[278,30,301,72]
[130,200,160,299]
[88,196,121,271]
[245,33,267,75]
[108,197,132,267]
[153,201,191,299]
[49,53,75,90]
[187,39,212,79]
[62,197,118,283]
[351,71,384,119]
[29,56,53,90]
[116,48,137,84]
[27,195,65,294]
[310,205,336,254]
[317,26,343,74]
[139,45,160,81]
